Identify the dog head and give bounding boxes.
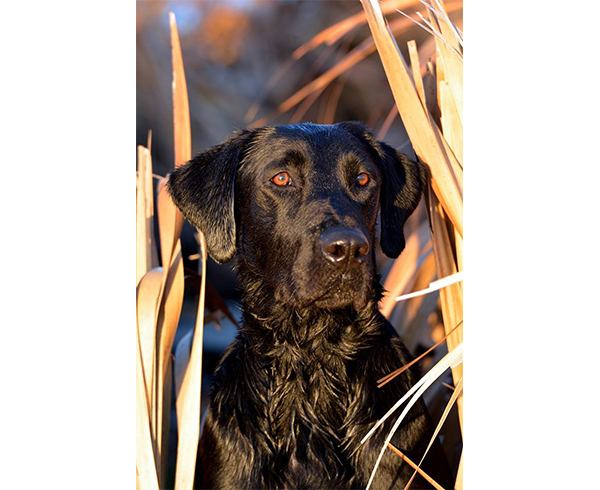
[167,122,426,311]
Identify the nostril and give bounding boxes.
[355,242,369,260]
[323,240,348,262]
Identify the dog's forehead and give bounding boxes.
[247,123,372,166]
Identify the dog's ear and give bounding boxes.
[338,121,427,258]
[166,130,254,264]
[376,140,427,258]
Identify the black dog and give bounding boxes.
[167,122,453,489]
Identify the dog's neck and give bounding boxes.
[236,266,386,353]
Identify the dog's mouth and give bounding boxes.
[296,270,372,311]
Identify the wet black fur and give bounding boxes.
[167,122,453,489]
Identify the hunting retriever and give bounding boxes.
[167,122,453,490]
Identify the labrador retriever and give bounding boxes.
[167,121,454,489]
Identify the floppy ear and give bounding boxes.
[337,121,427,258]
[376,140,427,258]
[166,130,254,264]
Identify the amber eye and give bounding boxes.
[356,172,370,186]
[271,171,292,186]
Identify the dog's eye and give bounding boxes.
[271,172,292,186]
[356,172,370,186]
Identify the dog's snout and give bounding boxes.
[320,228,369,268]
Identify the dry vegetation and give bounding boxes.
[136,1,463,488]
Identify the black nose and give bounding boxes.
[320,228,370,268]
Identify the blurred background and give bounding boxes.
[137,0,462,485]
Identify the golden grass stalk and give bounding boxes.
[292,0,423,59]
[427,8,463,127]
[362,342,463,445]
[428,190,462,418]
[137,145,154,286]
[380,232,421,318]
[377,320,462,388]
[154,181,185,484]
[403,376,463,490]
[137,332,160,490]
[387,444,444,490]
[174,233,208,490]
[362,343,463,490]
[376,104,399,140]
[390,250,437,352]
[407,40,426,107]
[360,0,462,238]
[455,452,463,490]
[394,270,462,302]
[137,268,163,415]
[170,12,192,170]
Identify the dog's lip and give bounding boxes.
[300,273,370,309]
[299,278,342,306]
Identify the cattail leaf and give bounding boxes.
[136,330,160,490]
[363,343,463,490]
[136,267,164,415]
[175,234,208,490]
[403,377,463,490]
[360,0,463,237]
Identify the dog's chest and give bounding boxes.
[268,355,347,432]
[261,347,355,485]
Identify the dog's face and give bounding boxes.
[167,122,425,311]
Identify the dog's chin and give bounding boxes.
[300,281,371,311]
[280,263,374,311]
[313,291,369,311]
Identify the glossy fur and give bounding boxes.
[167,122,453,489]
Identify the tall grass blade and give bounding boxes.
[387,444,444,490]
[394,270,463,301]
[362,343,463,490]
[137,328,160,490]
[173,329,192,426]
[439,80,463,165]
[380,232,420,318]
[455,450,463,489]
[377,320,462,387]
[292,0,423,58]
[170,12,191,170]
[389,4,462,59]
[427,7,463,125]
[154,184,185,478]
[362,342,462,444]
[407,40,426,108]
[419,0,463,48]
[136,268,164,414]
[428,188,462,424]
[360,0,463,237]
[403,377,463,489]
[175,234,208,490]
[376,104,399,140]
[136,145,158,286]
[391,250,437,351]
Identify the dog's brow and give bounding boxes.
[261,147,310,171]
[341,151,376,171]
